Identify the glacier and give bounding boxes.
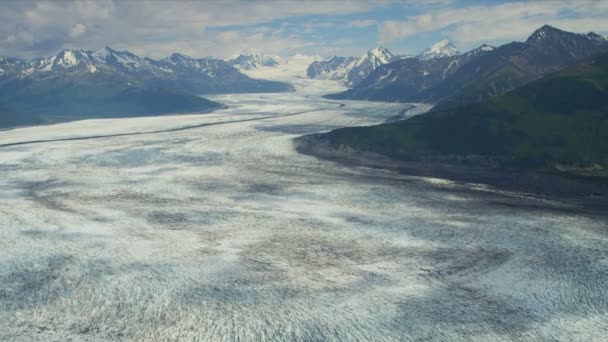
[0,70,607,341]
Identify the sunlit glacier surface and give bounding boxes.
[0,77,607,341]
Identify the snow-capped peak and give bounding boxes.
[528,24,561,40]
[55,49,90,67]
[418,40,461,60]
[91,47,148,72]
[352,47,393,69]
[586,32,608,43]
[229,53,279,70]
[463,44,495,58]
[167,53,193,62]
[479,44,495,52]
[470,44,495,53]
[366,47,393,64]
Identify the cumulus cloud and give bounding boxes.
[0,0,376,59]
[69,24,87,38]
[1,0,607,59]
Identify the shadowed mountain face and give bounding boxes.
[325,25,608,107]
[0,47,294,129]
[310,51,608,177]
[0,73,225,129]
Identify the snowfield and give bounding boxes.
[0,76,607,341]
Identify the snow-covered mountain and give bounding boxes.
[306,43,467,86]
[306,47,396,86]
[348,47,394,85]
[2,47,157,77]
[229,53,279,70]
[417,40,461,60]
[0,47,297,128]
[525,24,608,57]
[0,47,294,94]
[306,56,357,82]
[326,25,608,106]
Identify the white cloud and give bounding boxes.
[6,31,35,45]
[1,0,607,59]
[379,0,608,48]
[0,0,377,58]
[69,24,87,38]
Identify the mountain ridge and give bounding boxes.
[324,25,608,106]
[306,47,395,86]
[0,47,294,94]
[229,53,279,70]
[0,47,295,129]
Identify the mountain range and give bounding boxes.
[324,25,608,107]
[229,53,279,70]
[307,41,460,87]
[306,47,396,86]
[0,47,294,94]
[0,47,294,128]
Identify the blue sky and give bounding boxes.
[1,0,607,59]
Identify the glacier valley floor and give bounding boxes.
[0,79,607,341]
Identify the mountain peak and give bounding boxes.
[54,49,91,67]
[93,47,135,60]
[587,32,608,42]
[537,24,561,32]
[526,24,567,43]
[228,53,278,69]
[418,40,460,60]
[478,44,495,52]
[169,52,191,59]
[368,46,388,53]
[166,53,197,65]
[56,48,86,56]
[433,39,451,47]
[365,47,393,64]
[526,25,608,48]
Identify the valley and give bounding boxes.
[0,77,606,341]
[1,5,607,339]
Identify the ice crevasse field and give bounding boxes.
[0,57,607,341]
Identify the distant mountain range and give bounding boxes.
[0,47,294,94]
[325,43,496,102]
[307,41,462,87]
[324,25,608,107]
[229,53,279,70]
[306,47,395,86]
[0,47,294,129]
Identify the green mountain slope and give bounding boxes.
[315,52,608,177]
